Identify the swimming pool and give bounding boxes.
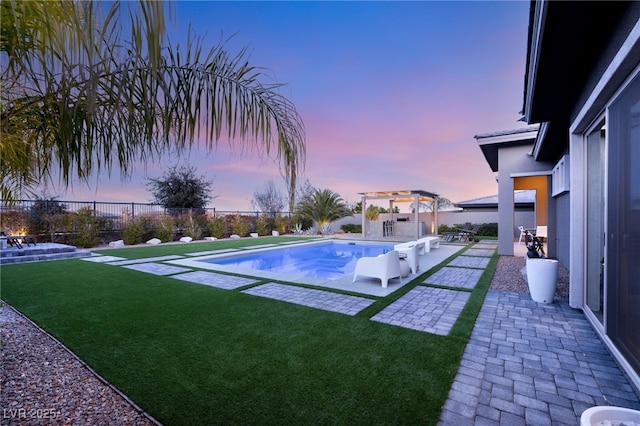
[200,241,393,280]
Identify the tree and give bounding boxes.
[251,180,285,214]
[0,1,305,203]
[147,166,214,210]
[295,188,352,231]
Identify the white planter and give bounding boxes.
[580,406,640,426]
[526,257,559,303]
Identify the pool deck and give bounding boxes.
[73,238,639,422]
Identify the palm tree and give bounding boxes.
[296,188,352,232]
[0,0,305,203]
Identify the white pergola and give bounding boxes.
[359,189,440,240]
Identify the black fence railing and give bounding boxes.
[0,199,289,233]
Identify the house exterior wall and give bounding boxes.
[496,144,554,255]
[528,4,640,392]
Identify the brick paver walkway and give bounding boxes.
[438,291,640,426]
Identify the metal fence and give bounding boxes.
[0,199,289,232]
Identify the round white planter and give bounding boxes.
[580,406,640,426]
[526,257,559,304]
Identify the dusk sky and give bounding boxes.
[47,1,531,211]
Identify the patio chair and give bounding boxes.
[518,226,526,245]
[460,224,480,242]
[353,250,402,288]
[443,222,471,242]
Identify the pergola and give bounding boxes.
[359,189,440,240]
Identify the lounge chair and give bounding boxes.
[460,224,480,242]
[353,250,402,288]
[393,243,419,274]
[443,222,471,242]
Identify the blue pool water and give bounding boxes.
[202,242,394,280]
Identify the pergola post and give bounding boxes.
[434,196,439,234]
[414,194,420,239]
[361,196,367,239]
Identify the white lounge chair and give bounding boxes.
[353,250,402,288]
[393,243,419,274]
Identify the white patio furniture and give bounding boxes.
[353,250,402,288]
[393,243,419,274]
[417,236,440,253]
[518,226,526,245]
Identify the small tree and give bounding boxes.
[147,166,215,213]
[295,188,352,232]
[365,205,380,221]
[251,180,285,215]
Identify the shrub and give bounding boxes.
[0,209,30,236]
[179,213,206,240]
[72,207,100,248]
[341,224,362,233]
[155,216,176,242]
[43,214,72,243]
[477,223,498,237]
[122,220,144,245]
[230,213,250,237]
[273,213,289,234]
[208,216,227,239]
[255,214,269,236]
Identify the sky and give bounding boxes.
[44,1,532,211]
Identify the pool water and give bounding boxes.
[203,242,394,280]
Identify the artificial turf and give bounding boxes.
[1,238,497,425]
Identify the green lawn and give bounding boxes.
[1,237,497,425]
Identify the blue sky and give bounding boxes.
[52,1,531,211]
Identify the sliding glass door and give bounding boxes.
[607,71,640,376]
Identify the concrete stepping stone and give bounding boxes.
[424,267,483,290]
[242,283,375,316]
[448,255,490,269]
[122,263,191,275]
[186,249,239,256]
[82,255,127,263]
[108,255,184,266]
[371,286,470,336]
[171,271,259,290]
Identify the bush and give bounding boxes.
[72,207,101,248]
[255,214,269,236]
[341,224,362,233]
[477,223,498,237]
[273,213,289,234]
[230,213,250,237]
[122,220,145,245]
[208,216,227,239]
[155,216,176,242]
[179,213,206,240]
[0,209,30,236]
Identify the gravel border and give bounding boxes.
[490,255,570,298]
[0,304,159,426]
[1,253,570,425]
